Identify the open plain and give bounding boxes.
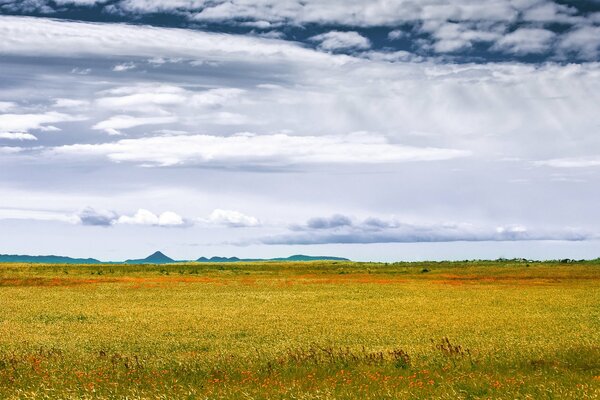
[0,260,599,399]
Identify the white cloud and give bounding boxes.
[534,156,600,168]
[112,62,137,72]
[421,21,502,53]
[94,85,244,116]
[0,208,80,224]
[492,28,556,54]
[0,101,16,112]
[0,146,23,154]
[309,31,371,51]
[54,0,109,5]
[53,98,90,108]
[51,132,470,167]
[71,67,91,75]
[188,0,520,26]
[0,132,37,141]
[558,26,600,60]
[117,209,186,227]
[206,209,261,227]
[0,112,82,132]
[92,115,178,135]
[0,16,332,64]
[388,29,407,40]
[521,2,579,23]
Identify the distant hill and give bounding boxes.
[196,254,349,262]
[0,254,101,264]
[0,252,349,264]
[125,251,175,264]
[197,256,241,262]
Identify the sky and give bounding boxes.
[0,0,600,262]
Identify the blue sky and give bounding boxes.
[0,0,599,261]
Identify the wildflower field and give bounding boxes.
[0,260,598,399]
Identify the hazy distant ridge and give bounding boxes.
[0,254,101,264]
[0,252,349,264]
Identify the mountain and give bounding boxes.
[0,254,101,264]
[196,254,349,262]
[125,251,175,264]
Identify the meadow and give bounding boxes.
[0,260,598,399]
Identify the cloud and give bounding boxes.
[492,28,556,54]
[534,156,600,168]
[0,112,82,132]
[206,209,261,227]
[15,0,584,33]
[112,62,137,71]
[521,2,579,23]
[77,207,118,226]
[92,115,178,135]
[388,30,407,41]
[0,16,331,64]
[305,214,352,230]
[94,86,245,122]
[259,215,592,244]
[420,21,502,53]
[309,31,371,51]
[116,209,186,227]
[0,132,37,141]
[558,26,600,60]
[1,2,598,62]
[53,98,90,108]
[0,102,16,112]
[187,0,520,26]
[0,208,80,224]
[50,132,470,167]
[0,146,23,154]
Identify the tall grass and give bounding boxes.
[0,261,598,399]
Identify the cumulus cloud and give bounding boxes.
[50,132,470,167]
[421,21,502,53]
[521,2,579,23]
[388,30,407,40]
[0,132,37,141]
[259,215,592,244]
[558,26,600,60]
[1,1,598,61]
[492,28,556,54]
[117,209,186,227]
[9,0,586,32]
[309,31,371,51]
[205,209,261,227]
[77,207,119,226]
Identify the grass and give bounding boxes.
[0,260,598,399]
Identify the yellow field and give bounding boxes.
[0,261,599,399]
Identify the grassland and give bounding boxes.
[0,260,598,399]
